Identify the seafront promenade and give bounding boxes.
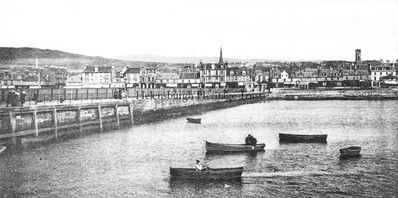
[268,88,398,100]
[1,88,398,148]
[0,91,266,147]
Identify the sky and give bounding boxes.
[0,0,398,61]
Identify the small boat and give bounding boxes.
[186,118,201,124]
[279,133,327,143]
[205,141,265,153]
[340,146,361,158]
[170,167,243,180]
[0,146,6,154]
[167,112,182,117]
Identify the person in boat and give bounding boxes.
[195,160,209,171]
[245,134,252,145]
[251,135,257,146]
[245,134,257,146]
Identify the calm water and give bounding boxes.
[1,101,398,197]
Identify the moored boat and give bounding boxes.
[169,167,243,180]
[205,141,265,153]
[279,133,327,143]
[167,112,182,117]
[0,146,6,154]
[186,118,201,124]
[340,146,361,158]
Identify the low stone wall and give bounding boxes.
[0,92,266,147]
[267,89,398,100]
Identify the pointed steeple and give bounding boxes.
[219,47,224,64]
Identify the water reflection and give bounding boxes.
[339,155,362,161]
[169,178,243,197]
[1,100,398,197]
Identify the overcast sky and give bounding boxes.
[1,0,397,61]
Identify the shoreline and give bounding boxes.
[0,96,264,149]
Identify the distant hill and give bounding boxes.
[115,53,330,64]
[115,53,282,64]
[0,47,163,70]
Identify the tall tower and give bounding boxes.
[355,49,361,65]
[219,47,224,64]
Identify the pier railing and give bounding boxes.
[0,88,262,106]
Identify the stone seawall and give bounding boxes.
[0,92,266,148]
[267,89,398,100]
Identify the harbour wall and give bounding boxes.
[267,89,398,100]
[0,92,266,147]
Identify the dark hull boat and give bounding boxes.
[170,167,243,181]
[205,141,265,153]
[279,133,327,143]
[186,118,201,124]
[340,146,361,158]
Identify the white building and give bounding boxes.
[370,64,396,87]
[82,65,116,88]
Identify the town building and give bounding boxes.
[65,72,83,88]
[124,67,141,88]
[156,72,180,88]
[82,65,116,88]
[370,63,396,87]
[199,48,227,88]
[140,67,157,88]
[179,71,200,88]
[226,67,254,90]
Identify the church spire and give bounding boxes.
[219,47,223,64]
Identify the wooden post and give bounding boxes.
[129,103,134,125]
[77,107,82,134]
[9,112,16,144]
[53,108,58,138]
[115,104,120,129]
[98,105,103,132]
[33,109,39,136]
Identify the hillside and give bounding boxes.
[0,47,163,70]
[115,53,277,64]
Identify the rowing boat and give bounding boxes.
[340,146,361,158]
[186,118,201,124]
[205,141,265,153]
[170,167,243,180]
